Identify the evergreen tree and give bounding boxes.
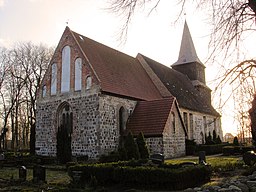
[206,132,214,145]
[118,138,127,160]
[124,132,140,160]
[136,132,149,159]
[216,135,222,144]
[29,123,36,155]
[57,125,72,164]
[213,130,217,144]
[233,136,239,146]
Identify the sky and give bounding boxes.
[0,0,254,136]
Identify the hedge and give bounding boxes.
[197,144,228,155]
[68,162,212,190]
[223,146,255,156]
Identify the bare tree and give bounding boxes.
[0,43,53,150]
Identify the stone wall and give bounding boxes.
[36,89,101,158]
[162,102,186,158]
[180,108,223,144]
[36,90,138,159]
[98,94,137,156]
[145,137,164,155]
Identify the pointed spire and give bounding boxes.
[173,20,203,66]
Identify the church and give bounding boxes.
[35,21,222,160]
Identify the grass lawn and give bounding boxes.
[0,167,71,191]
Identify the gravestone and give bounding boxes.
[0,153,4,160]
[243,151,256,166]
[71,170,83,185]
[33,165,46,183]
[198,151,207,165]
[150,153,164,165]
[19,166,27,182]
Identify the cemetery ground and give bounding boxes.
[0,155,247,192]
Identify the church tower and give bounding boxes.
[172,21,212,104]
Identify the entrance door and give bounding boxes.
[56,102,73,163]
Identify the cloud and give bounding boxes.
[0,0,4,7]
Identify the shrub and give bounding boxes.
[213,130,217,143]
[57,126,72,164]
[223,145,255,156]
[197,144,226,155]
[124,132,140,160]
[186,139,197,155]
[222,146,235,155]
[99,151,120,163]
[68,162,212,190]
[233,136,239,146]
[216,135,222,144]
[136,132,149,159]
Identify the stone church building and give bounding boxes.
[35,21,222,160]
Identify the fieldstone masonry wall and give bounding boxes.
[180,108,222,144]
[36,90,101,158]
[98,95,137,156]
[36,90,138,159]
[145,137,164,155]
[162,104,186,158]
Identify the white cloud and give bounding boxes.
[0,0,4,7]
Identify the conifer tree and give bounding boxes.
[124,132,140,160]
[213,130,217,144]
[136,132,149,159]
[216,135,222,144]
[233,136,239,146]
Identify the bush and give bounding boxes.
[197,144,226,155]
[233,136,239,146]
[223,145,255,156]
[186,139,197,155]
[68,162,212,190]
[136,132,149,159]
[124,132,140,160]
[99,151,120,163]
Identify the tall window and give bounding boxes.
[171,112,175,134]
[189,113,193,138]
[61,46,70,93]
[42,85,46,97]
[119,107,126,145]
[51,63,57,95]
[203,116,207,131]
[86,76,92,90]
[183,112,188,129]
[75,58,82,91]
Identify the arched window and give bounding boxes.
[51,63,57,95]
[171,112,175,134]
[119,107,126,136]
[42,85,46,97]
[75,58,82,91]
[57,102,73,136]
[61,46,70,93]
[86,76,92,90]
[119,106,127,146]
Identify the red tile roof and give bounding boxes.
[126,97,175,136]
[70,28,163,101]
